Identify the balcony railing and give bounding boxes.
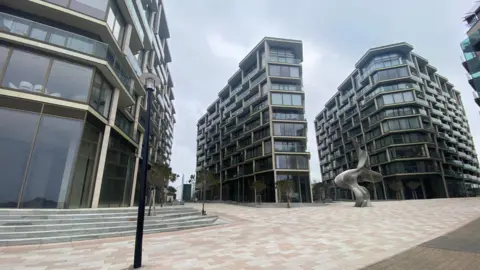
[0,12,134,96]
[267,57,301,64]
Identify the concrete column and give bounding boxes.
[149,11,157,30]
[142,50,150,72]
[154,8,161,33]
[91,126,112,208]
[130,133,144,206]
[108,88,120,126]
[148,50,155,70]
[122,24,133,54]
[91,88,120,208]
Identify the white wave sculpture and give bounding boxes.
[334,138,383,207]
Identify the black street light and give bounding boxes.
[134,73,162,269]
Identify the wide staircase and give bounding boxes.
[0,206,219,246]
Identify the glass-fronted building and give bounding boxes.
[462,2,480,107]
[195,37,312,203]
[0,0,175,208]
[314,43,480,201]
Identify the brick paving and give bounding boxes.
[1,198,480,270]
[363,211,480,270]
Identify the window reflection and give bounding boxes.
[99,132,135,207]
[68,123,102,208]
[2,50,50,93]
[0,45,8,72]
[89,73,113,118]
[0,108,40,207]
[273,123,305,136]
[20,115,83,208]
[46,60,93,102]
[271,93,303,106]
[106,1,125,44]
[269,64,300,78]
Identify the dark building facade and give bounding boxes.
[196,37,312,203]
[314,43,480,201]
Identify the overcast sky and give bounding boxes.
[164,0,479,183]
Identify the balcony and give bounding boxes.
[431,108,442,116]
[431,118,442,125]
[243,68,258,83]
[0,12,135,97]
[267,57,301,64]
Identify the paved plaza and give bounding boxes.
[1,198,480,270]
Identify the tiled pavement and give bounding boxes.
[363,212,480,270]
[1,198,480,270]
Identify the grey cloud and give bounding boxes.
[165,0,480,182]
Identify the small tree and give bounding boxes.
[276,180,294,208]
[192,170,219,215]
[167,186,177,200]
[147,163,175,215]
[250,181,266,204]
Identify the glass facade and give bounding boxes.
[0,108,87,208]
[20,115,83,208]
[1,47,94,102]
[98,131,135,207]
[68,123,102,208]
[273,123,306,136]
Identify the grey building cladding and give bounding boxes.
[195,37,312,203]
[314,43,480,201]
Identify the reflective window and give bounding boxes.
[389,145,425,159]
[46,60,93,102]
[2,17,30,36]
[20,115,83,208]
[269,48,296,63]
[115,111,133,138]
[382,117,421,132]
[70,0,109,20]
[377,91,414,107]
[99,132,136,207]
[2,50,50,93]
[271,93,303,106]
[273,123,305,136]
[269,64,300,78]
[0,108,40,207]
[106,1,125,44]
[264,139,272,154]
[276,155,308,169]
[89,73,113,118]
[0,45,9,72]
[271,83,301,91]
[271,93,283,104]
[68,123,101,208]
[274,141,305,152]
[372,67,409,83]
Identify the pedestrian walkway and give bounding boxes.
[363,215,480,270]
[1,199,480,269]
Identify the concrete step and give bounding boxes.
[0,216,217,240]
[0,209,199,221]
[0,215,211,232]
[0,221,219,246]
[0,211,202,226]
[0,207,197,219]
